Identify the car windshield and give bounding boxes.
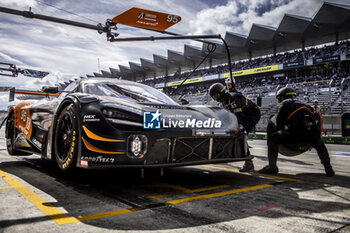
[83,81,177,105]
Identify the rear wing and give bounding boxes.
[9,88,59,102]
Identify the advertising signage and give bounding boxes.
[223,65,279,78]
[313,55,340,65]
[283,61,304,69]
[167,77,203,87]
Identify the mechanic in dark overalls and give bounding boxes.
[209,81,261,172]
[259,87,335,176]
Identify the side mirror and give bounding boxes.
[180,98,189,105]
[42,86,59,94]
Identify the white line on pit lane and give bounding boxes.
[252,146,350,157]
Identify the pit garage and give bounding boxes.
[1,128,350,232]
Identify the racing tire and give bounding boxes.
[278,144,310,157]
[268,115,311,156]
[5,114,32,156]
[54,104,79,171]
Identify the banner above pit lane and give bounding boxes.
[223,65,279,78]
[112,7,181,31]
[167,77,203,87]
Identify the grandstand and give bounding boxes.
[85,1,350,135]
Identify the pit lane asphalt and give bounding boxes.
[0,128,350,233]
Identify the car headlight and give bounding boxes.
[102,108,141,121]
[127,135,147,158]
[102,109,111,117]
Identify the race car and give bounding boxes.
[4,78,252,171]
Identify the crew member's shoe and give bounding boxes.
[258,165,279,174]
[239,160,254,172]
[324,164,335,177]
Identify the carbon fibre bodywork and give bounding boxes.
[5,78,252,169]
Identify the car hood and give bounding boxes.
[98,96,238,133]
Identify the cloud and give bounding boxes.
[0,0,206,74]
[0,0,211,109]
[189,0,349,36]
[1,0,38,9]
[0,93,16,111]
[0,72,81,110]
[0,51,25,65]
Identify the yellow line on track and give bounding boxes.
[0,186,13,190]
[75,184,273,223]
[146,184,230,199]
[165,184,273,205]
[0,163,299,225]
[0,169,79,225]
[200,164,299,182]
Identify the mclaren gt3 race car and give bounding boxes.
[4,78,253,171]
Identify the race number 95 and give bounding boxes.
[167,14,179,23]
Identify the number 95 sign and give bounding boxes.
[113,7,181,31]
[167,15,179,23]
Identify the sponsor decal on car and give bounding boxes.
[163,117,222,128]
[15,105,33,138]
[143,110,161,129]
[19,125,29,136]
[80,160,89,167]
[80,156,115,163]
[143,110,222,129]
[20,110,26,122]
[83,115,100,122]
[31,138,42,149]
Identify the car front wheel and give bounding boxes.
[54,104,79,171]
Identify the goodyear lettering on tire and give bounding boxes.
[62,130,76,169]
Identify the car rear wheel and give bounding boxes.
[54,104,79,171]
[5,114,32,156]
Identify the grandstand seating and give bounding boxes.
[173,78,350,116]
[142,40,350,134]
[145,40,350,86]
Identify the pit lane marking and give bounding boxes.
[258,204,280,211]
[251,146,350,157]
[200,164,299,182]
[75,183,275,223]
[146,184,230,199]
[0,185,12,190]
[0,165,298,226]
[75,166,297,222]
[0,169,80,225]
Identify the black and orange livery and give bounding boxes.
[5,78,252,171]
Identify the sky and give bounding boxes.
[0,0,349,109]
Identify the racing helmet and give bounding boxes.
[225,78,235,84]
[225,78,236,92]
[209,82,226,101]
[276,87,297,103]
